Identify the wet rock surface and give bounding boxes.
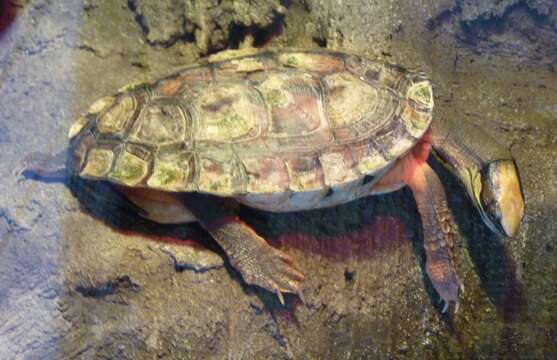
[0,0,556,358]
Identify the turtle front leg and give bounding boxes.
[407,162,460,312]
[183,194,304,304]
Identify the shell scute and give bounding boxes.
[285,156,325,192]
[80,148,114,178]
[185,82,266,143]
[196,155,246,195]
[97,95,136,135]
[255,72,325,137]
[108,150,150,186]
[148,152,193,191]
[243,157,289,193]
[278,51,345,73]
[129,102,188,145]
[319,148,360,186]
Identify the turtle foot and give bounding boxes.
[426,260,460,313]
[233,243,305,305]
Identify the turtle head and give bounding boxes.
[470,160,525,237]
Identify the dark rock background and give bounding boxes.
[0,0,556,358]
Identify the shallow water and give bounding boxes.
[0,0,556,358]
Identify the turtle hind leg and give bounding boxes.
[17,149,68,183]
[183,193,305,305]
[407,161,461,313]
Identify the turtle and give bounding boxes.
[23,48,525,311]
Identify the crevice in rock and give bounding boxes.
[0,208,28,238]
[76,44,104,58]
[426,3,462,31]
[228,11,286,50]
[126,0,149,39]
[75,275,140,298]
[427,0,557,64]
[459,1,555,44]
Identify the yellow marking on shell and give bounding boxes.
[109,150,149,186]
[407,80,434,110]
[118,81,149,93]
[207,48,261,62]
[97,96,136,134]
[230,58,266,72]
[400,100,432,138]
[285,158,324,192]
[278,52,344,73]
[68,116,90,139]
[357,153,388,175]
[389,137,415,158]
[88,96,115,114]
[319,151,360,186]
[80,148,114,178]
[147,160,191,191]
[197,158,237,195]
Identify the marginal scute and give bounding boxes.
[197,157,244,195]
[319,149,360,186]
[353,142,389,175]
[400,100,431,138]
[207,48,262,62]
[243,157,289,193]
[97,96,136,134]
[148,154,193,191]
[80,148,114,178]
[109,150,149,186]
[278,51,344,73]
[407,80,434,110]
[88,96,115,114]
[215,57,276,76]
[68,116,90,139]
[129,103,187,145]
[285,156,324,191]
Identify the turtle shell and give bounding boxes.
[68,48,433,211]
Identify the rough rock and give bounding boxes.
[0,0,556,358]
[128,0,287,53]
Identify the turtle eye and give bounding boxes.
[479,160,525,237]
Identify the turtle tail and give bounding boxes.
[17,149,68,183]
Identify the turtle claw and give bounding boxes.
[296,288,306,304]
[235,245,304,305]
[274,287,285,306]
[441,300,449,314]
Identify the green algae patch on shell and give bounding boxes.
[197,158,237,195]
[109,150,149,186]
[147,154,194,191]
[80,148,114,178]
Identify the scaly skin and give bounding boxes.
[182,193,304,304]
[374,130,460,311]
